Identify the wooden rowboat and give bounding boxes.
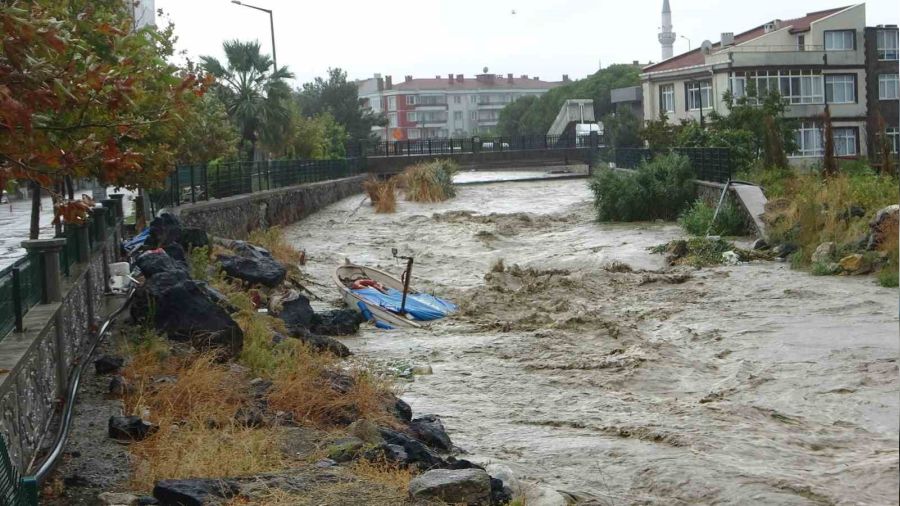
[333,263,426,328]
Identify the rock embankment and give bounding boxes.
[73,213,517,506]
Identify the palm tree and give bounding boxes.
[200,40,293,160]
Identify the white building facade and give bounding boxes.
[641,4,888,163]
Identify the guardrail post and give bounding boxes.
[21,238,66,304]
[11,268,23,332]
[92,207,108,243]
[70,223,90,263]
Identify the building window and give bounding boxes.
[408,128,421,140]
[877,28,899,60]
[879,73,899,100]
[659,84,675,113]
[833,127,857,156]
[406,95,417,105]
[824,30,855,50]
[453,95,462,104]
[470,95,477,104]
[885,127,900,153]
[453,111,463,121]
[686,80,711,110]
[729,75,746,99]
[798,34,805,51]
[733,70,823,104]
[387,112,397,128]
[387,96,396,111]
[406,112,417,122]
[793,121,823,157]
[470,111,477,121]
[825,74,855,103]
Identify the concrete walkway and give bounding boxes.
[732,183,769,239]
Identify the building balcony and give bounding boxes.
[726,48,864,69]
[477,102,509,109]
[414,103,448,110]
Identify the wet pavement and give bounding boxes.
[285,178,899,505]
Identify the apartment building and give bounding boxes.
[641,4,899,163]
[357,71,565,140]
[865,25,899,156]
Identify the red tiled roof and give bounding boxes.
[391,76,563,91]
[642,6,849,73]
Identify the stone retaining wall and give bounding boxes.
[169,175,367,239]
[0,216,122,473]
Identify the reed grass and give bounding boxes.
[399,159,458,202]
[363,176,397,213]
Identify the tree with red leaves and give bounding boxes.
[1,0,212,238]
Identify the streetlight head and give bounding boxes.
[231,0,242,4]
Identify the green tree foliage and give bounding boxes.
[590,153,696,221]
[176,93,240,164]
[200,40,294,160]
[1,0,212,237]
[275,99,347,160]
[681,87,796,171]
[640,113,680,150]
[605,108,642,148]
[822,105,837,177]
[497,64,640,137]
[296,68,386,141]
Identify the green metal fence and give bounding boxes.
[0,424,38,505]
[0,255,43,340]
[149,158,363,213]
[599,147,734,183]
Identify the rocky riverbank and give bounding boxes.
[45,213,517,505]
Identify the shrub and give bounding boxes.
[400,159,458,202]
[247,227,305,266]
[678,199,749,236]
[189,245,210,281]
[591,153,695,221]
[878,266,899,288]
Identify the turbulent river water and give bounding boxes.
[284,178,899,505]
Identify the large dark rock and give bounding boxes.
[310,309,366,336]
[390,396,412,423]
[135,251,186,278]
[152,478,240,506]
[278,294,316,328]
[408,468,492,505]
[867,204,899,250]
[286,326,350,357]
[410,414,453,451]
[94,355,124,375]
[217,253,286,288]
[179,227,209,251]
[108,416,155,441]
[163,243,187,264]
[379,427,445,470]
[326,436,365,462]
[146,213,182,249]
[490,477,513,505]
[131,270,243,358]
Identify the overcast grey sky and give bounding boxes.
[156,0,899,85]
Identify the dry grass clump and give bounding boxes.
[118,330,286,491]
[362,176,398,213]
[247,227,306,266]
[267,342,397,428]
[350,458,415,493]
[399,159,458,202]
[130,424,286,491]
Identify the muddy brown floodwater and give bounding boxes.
[285,178,899,505]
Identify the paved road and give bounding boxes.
[0,197,56,270]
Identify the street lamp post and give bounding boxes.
[230,0,277,72]
[680,35,692,51]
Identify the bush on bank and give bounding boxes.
[740,163,899,286]
[678,199,750,237]
[400,159,459,203]
[590,153,695,221]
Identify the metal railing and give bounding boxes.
[0,255,43,341]
[150,157,362,211]
[0,435,36,505]
[600,147,734,183]
[347,134,596,158]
